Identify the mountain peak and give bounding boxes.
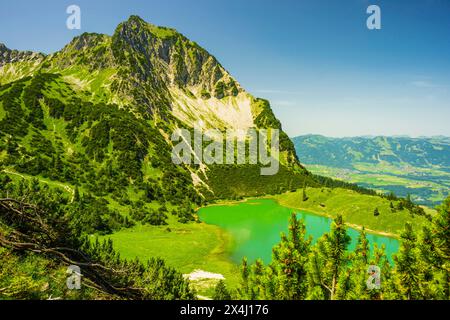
[0,43,45,67]
[127,14,146,23]
[115,15,179,42]
[124,15,151,28]
[120,15,151,33]
[67,32,110,50]
[110,16,242,98]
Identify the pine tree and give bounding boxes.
[393,223,421,299]
[73,186,80,202]
[306,214,351,299]
[213,280,231,300]
[249,259,265,298]
[355,227,370,264]
[325,214,351,299]
[338,228,373,300]
[433,197,450,299]
[374,207,380,216]
[387,192,396,201]
[302,185,308,202]
[270,213,311,299]
[236,257,250,299]
[417,227,441,298]
[431,197,450,269]
[406,193,413,208]
[390,202,395,212]
[372,243,394,300]
[335,269,353,299]
[417,197,450,299]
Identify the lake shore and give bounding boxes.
[269,197,400,239]
[198,193,400,239]
[198,197,400,266]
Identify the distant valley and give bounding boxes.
[292,135,450,207]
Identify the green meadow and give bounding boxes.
[305,163,449,207]
[273,187,432,236]
[99,215,240,293]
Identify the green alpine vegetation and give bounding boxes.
[0,176,194,300]
[0,15,446,300]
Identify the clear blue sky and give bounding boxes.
[1,0,449,137]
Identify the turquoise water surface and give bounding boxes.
[198,199,399,264]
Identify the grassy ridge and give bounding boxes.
[272,187,433,236]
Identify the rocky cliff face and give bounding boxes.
[0,16,263,129]
[0,43,45,67]
[0,43,45,85]
[112,16,241,98]
[35,16,244,122]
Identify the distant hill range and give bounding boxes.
[292,135,450,206]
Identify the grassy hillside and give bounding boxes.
[273,187,433,236]
[99,215,240,296]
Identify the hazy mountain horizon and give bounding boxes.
[292,133,450,140]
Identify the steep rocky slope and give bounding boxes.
[0,16,312,204]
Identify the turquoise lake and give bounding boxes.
[198,199,399,264]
